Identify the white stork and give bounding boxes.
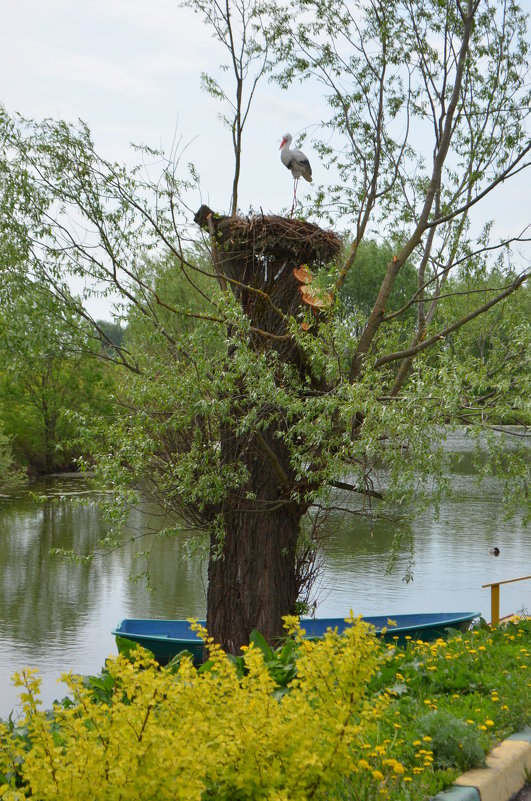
[279,133,312,213]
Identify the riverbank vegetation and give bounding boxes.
[0,430,22,493]
[1,618,529,800]
[0,286,117,476]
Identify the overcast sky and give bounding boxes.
[2,0,322,218]
[2,0,530,315]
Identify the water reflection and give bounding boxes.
[0,430,529,717]
[0,481,208,717]
[0,493,208,643]
[315,467,529,618]
[1,500,100,646]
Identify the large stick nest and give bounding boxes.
[194,206,340,373]
[194,206,342,265]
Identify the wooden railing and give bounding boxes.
[482,574,531,626]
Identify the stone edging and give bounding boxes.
[431,727,531,801]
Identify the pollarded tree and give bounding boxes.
[0,0,530,651]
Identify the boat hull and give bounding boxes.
[112,612,479,664]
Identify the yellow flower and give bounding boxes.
[485,719,494,727]
[422,736,432,742]
[372,769,384,781]
[358,759,370,770]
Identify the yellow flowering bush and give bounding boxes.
[2,618,530,801]
[0,616,386,801]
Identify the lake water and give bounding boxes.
[0,429,529,718]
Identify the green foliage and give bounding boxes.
[0,428,23,492]
[95,320,125,350]
[242,630,298,692]
[338,240,417,321]
[114,636,155,664]
[335,619,531,799]
[0,285,117,473]
[432,270,531,426]
[416,710,486,771]
[124,251,221,363]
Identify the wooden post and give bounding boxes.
[482,574,531,627]
[490,583,500,627]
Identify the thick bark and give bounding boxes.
[206,501,302,653]
[206,425,305,654]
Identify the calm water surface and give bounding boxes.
[1,430,529,717]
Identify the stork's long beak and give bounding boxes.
[279,137,287,149]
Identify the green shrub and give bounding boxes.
[417,710,486,771]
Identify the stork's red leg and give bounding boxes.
[291,178,299,216]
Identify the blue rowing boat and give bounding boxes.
[112,612,480,664]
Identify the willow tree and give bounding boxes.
[0,0,529,652]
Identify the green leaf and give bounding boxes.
[249,629,274,661]
[115,636,154,663]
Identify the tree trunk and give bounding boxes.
[206,425,305,654]
[42,402,56,474]
[193,208,342,653]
